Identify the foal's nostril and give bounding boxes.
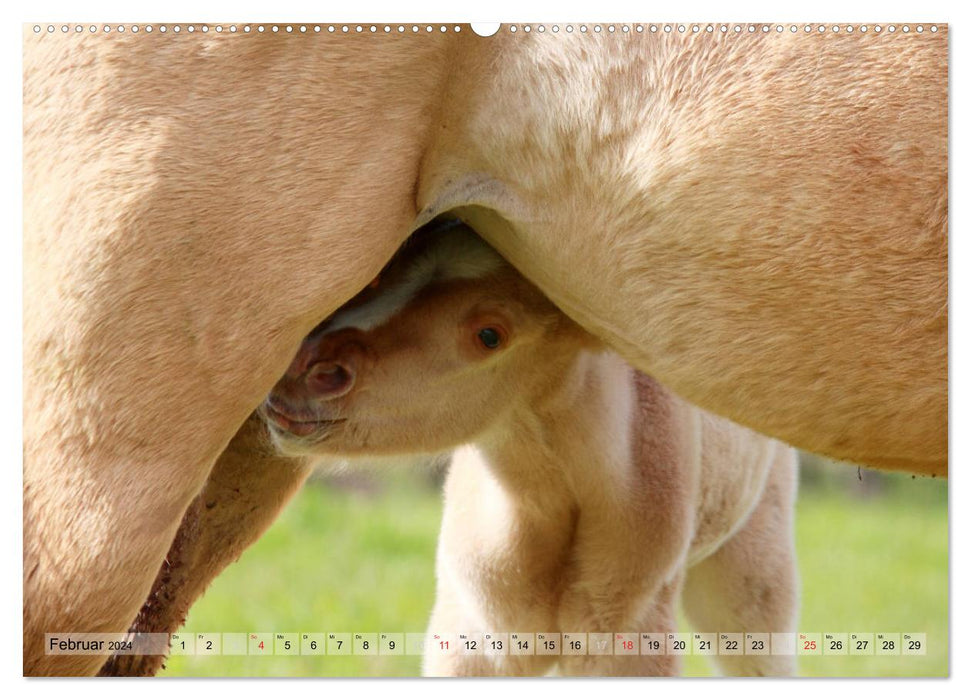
[306,361,355,398]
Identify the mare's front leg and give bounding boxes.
[98,415,312,676]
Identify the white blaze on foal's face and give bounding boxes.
[262,224,586,456]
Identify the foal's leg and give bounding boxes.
[556,576,683,677]
[98,415,311,676]
[421,579,559,677]
[681,448,799,676]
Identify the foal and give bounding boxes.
[262,223,798,676]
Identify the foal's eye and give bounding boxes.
[476,327,503,350]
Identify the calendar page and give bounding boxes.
[21,9,948,683]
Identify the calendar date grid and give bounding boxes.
[46,631,927,657]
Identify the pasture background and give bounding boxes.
[161,456,948,678]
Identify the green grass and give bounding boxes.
[161,471,947,678]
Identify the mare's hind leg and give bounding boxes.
[98,415,311,676]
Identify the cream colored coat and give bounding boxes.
[257,227,798,676]
[428,367,797,677]
[24,29,944,674]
